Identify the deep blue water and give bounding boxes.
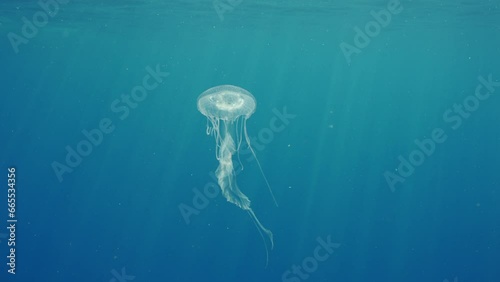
[1,0,499,281]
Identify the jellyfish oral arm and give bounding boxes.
[215,133,251,209]
[214,130,274,264]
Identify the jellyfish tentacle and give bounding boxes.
[247,209,274,249]
[243,118,279,207]
[235,116,245,171]
[247,209,272,268]
[205,118,211,135]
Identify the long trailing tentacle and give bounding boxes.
[243,118,279,207]
[247,210,273,267]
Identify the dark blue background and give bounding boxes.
[0,0,499,281]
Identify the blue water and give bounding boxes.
[1,0,499,281]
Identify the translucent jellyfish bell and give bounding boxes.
[197,85,278,265]
[197,85,256,121]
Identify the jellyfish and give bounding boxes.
[197,85,278,264]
